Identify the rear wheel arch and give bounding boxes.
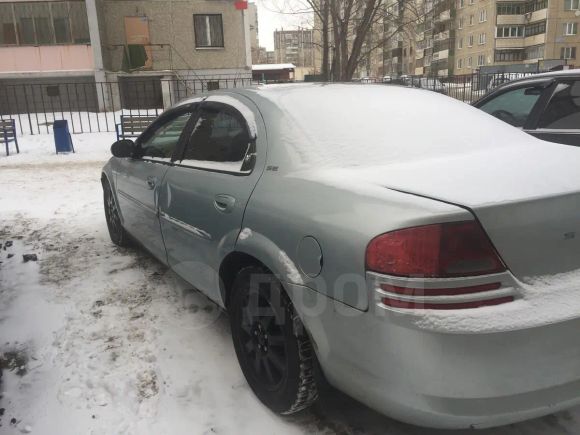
[219,250,325,366]
[220,251,272,309]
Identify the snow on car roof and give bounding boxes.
[234,83,538,169]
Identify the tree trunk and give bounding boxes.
[344,0,379,80]
[321,0,330,81]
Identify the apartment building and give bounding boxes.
[0,0,252,111]
[384,0,456,77]
[274,29,315,68]
[455,0,580,75]
[248,2,260,64]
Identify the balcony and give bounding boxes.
[0,45,94,74]
[434,30,450,41]
[497,15,525,26]
[525,33,546,46]
[108,44,174,72]
[495,38,525,49]
[435,10,451,22]
[530,9,548,22]
[433,49,449,60]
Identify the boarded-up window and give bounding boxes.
[193,14,224,48]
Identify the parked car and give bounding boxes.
[102,84,580,429]
[474,69,580,146]
[486,72,531,91]
[393,75,447,94]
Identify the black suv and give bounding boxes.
[473,70,580,147]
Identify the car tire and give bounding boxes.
[103,180,130,247]
[230,266,319,414]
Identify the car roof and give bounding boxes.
[492,68,580,89]
[178,83,540,171]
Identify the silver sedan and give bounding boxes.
[101,84,580,429]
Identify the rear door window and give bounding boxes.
[537,80,580,130]
[478,86,544,128]
[179,104,254,173]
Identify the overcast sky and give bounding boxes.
[254,0,313,51]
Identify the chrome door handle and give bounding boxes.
[146,176,157,189]
[214,194,236,213]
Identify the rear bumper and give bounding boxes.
[286,281,580,429]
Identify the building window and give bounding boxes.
[495,50,525,62]
[561,47,577,59]
[458,37,464,49]
[469,0,475,4]
[497,3,525,15]
[0,4,17,45]
[194,14,224,48]
[468,34,474,46]
[525,44,545,60]
[467,57,473,68]
[459,17,464,29]
[565,0,580,10]
[469,14,474,25]
[479,9,487,22]
[459,0,465,8]
[479,33,486,45]
[70,1,90,43]
[526,21,546,37]
[458,58,463,68]
[497,26,524,38]
[564,22,578,35]
[526,0,548,12]
[478,54,485,66]
[52,2,71,43]
[0,1,89,46]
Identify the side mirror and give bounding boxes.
[111,139,135,158]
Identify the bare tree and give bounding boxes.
[265,0,423,81]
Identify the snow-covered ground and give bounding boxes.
[1,133,580,435]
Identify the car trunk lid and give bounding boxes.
[328,142,580,281]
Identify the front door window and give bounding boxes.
[479,86,544,127]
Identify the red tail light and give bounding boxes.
[366,221,506,278]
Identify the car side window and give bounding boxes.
[180,105,253,173]
[140,112,192,160]
[478,86,543,128]
[537,81,580,130]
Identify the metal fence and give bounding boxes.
[0,75,253,135]
[375,71,543,103]
[0,71,547,136]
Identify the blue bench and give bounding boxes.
[115,115,157,141]
[0,119,19,156]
